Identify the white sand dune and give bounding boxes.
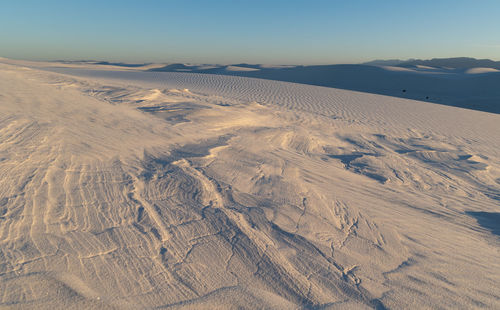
[225,66,261,72]
[465,67,500,74]
[0,59,499,309]
[144,63,500,114]
[13,58,500,113]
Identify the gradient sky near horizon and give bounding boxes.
[1,0,499,64]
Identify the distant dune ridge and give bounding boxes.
[143,57,500,114]
[396,57,500,69]
[37,57,500,114]
[0,58,499,309]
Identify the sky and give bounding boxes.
[1,0,500,64]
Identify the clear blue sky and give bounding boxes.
[1,0,499,64]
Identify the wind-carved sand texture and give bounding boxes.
[0,60,499,309]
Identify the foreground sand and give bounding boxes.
[0,60,499,309]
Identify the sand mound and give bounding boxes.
[465,67,500,74]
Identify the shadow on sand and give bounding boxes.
[466,211,500,236]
